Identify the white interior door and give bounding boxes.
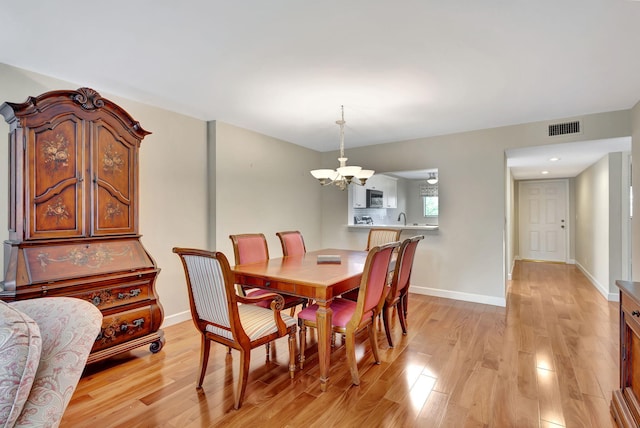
[519,180,567,262]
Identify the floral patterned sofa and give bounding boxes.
[0,297,102,428]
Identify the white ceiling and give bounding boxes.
[1,1,639,178]
[507,137,631,180]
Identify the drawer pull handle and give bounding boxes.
[120,318,145,332]
[632,310,640,317]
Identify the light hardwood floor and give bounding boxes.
[61,261,620,427]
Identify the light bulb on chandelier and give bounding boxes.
[310,106,374,190]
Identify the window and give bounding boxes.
[423,196,439,217]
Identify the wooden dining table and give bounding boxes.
[231,248,368,391]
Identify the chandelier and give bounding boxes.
[310,106,374,190]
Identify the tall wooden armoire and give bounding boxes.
[0,87,164,363]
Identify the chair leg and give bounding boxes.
[402,292,408,320]
[289,306,296,317]
[382,304,394,348]
[288,329,296,378]
[265,342,270,361]
[344,330,360,385]
[368,323,381,365]
[397,300,408,336]
[197,335,211,388]
[299,323,307,369]
[235,348,251,410]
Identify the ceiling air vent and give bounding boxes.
[548,120,581,137]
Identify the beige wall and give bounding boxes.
[211,121,323,261]
[575,155,611,297]
[574,152,629,299]
[0,63,209,326]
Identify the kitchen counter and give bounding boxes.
[348,224,438,231]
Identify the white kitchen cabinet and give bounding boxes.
[382,176,398,208]
[365,174,383,191]
[353,184,366,208]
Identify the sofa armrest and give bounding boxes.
[10,297,102,428]
[0,301,42,428]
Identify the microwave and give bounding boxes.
[366,189,384,208]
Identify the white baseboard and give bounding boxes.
[575,262,613,301]
[410,285,506,307]
[161,310,191,328]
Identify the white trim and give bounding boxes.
[162,310,192,328]
[508,258,516,281]
[410,285,506,307]
[575,262,614,301]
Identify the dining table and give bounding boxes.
[231,248,368,391]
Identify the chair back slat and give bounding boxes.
[230,234,269,265]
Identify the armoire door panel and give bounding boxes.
[27,116,85,239]
[32,186,81,235]
[94,186,132,233]
[31,116,82,197]
[92,121,136,235]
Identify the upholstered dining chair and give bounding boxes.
[229,233,307,316]
[341,227,402,302]
[276,230,306,257]
[366,227,402,251]
[172,247,297,410]
[382,235,424,347]
[297,241,399,386]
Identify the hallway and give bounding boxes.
[505,261,619,427]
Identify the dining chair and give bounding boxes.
[229,233,307,316]
[297,241,399,385]
[341,227,402,302]
[172,247,297,410]
[276,230,313,310]
[276,230,306,256]
[382,235,424,347]
[366,227,402,251]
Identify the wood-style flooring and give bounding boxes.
[60,261,620,427]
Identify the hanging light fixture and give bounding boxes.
[310,105,374,190]
[426,173,438,185]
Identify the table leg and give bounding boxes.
[316,300,332,392]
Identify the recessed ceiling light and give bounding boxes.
[541,170,550,175]
[549,157,560,162]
